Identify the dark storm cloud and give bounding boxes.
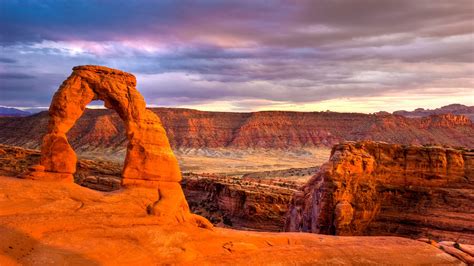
[0,0,473,109]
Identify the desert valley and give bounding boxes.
[1,1,474,265]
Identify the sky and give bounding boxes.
[0,0,473,113]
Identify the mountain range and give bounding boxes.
[0,107,31,117]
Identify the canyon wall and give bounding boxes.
[0,108,472,153]
[285,141,474,243]
[182,174,294,231]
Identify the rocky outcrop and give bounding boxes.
[420,114,472,128]
[0,108,473,153]
[20,65,211,228]
[25,65,181,187]
[0,144,123,191]
[286,141,474,244]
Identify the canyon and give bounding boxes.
[1,65,472,264]
[286,141,474,245]
[1,143,473,264]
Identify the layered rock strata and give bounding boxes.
[182,174,296,231]
[1,108,473,153]
[286,141,474,244]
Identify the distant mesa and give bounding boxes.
[393,104,474,120]
[20,65,211,228]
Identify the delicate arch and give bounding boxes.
[36,65,181,186]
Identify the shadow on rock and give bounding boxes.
[0,225,100,265]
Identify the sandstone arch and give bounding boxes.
[31,65,181,187]
[25,65,212,228]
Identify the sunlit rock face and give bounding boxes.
[23,65,212,227]
[27,65,181,185]
[285,141,474,244]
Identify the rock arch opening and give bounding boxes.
[28,65,181,187]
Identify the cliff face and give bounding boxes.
[285,141,474,244]
[0,108,473,152]
[182,174,295,231]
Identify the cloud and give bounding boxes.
[0,73,35,79]
[0,57,16,63]
[0,1,473,111]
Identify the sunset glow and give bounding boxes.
[1,1,473,112]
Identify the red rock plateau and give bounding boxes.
[286,141,474,245]
[0,106,472,154]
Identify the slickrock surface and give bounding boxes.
[286,141,474,244]
[417,238,474,264]
[0,176,464,265]
[0,107,473,154]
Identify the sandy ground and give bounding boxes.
[0,176,463,265]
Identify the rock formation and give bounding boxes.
[0,175,464,265]
[285,141,474,244]
[1,107,473,153]
[21,65,210,227]
[182,174,296,231]
[26,65,180,186]
[394,103,474,121]
[1,143,295,231]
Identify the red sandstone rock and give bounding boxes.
[21,65,210,227]
[286,141,474,243]
[34,65,181,185]
[0,107,473,153]
[0,175,464,265]
[182,174,295,231]
[21,66,179,184]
